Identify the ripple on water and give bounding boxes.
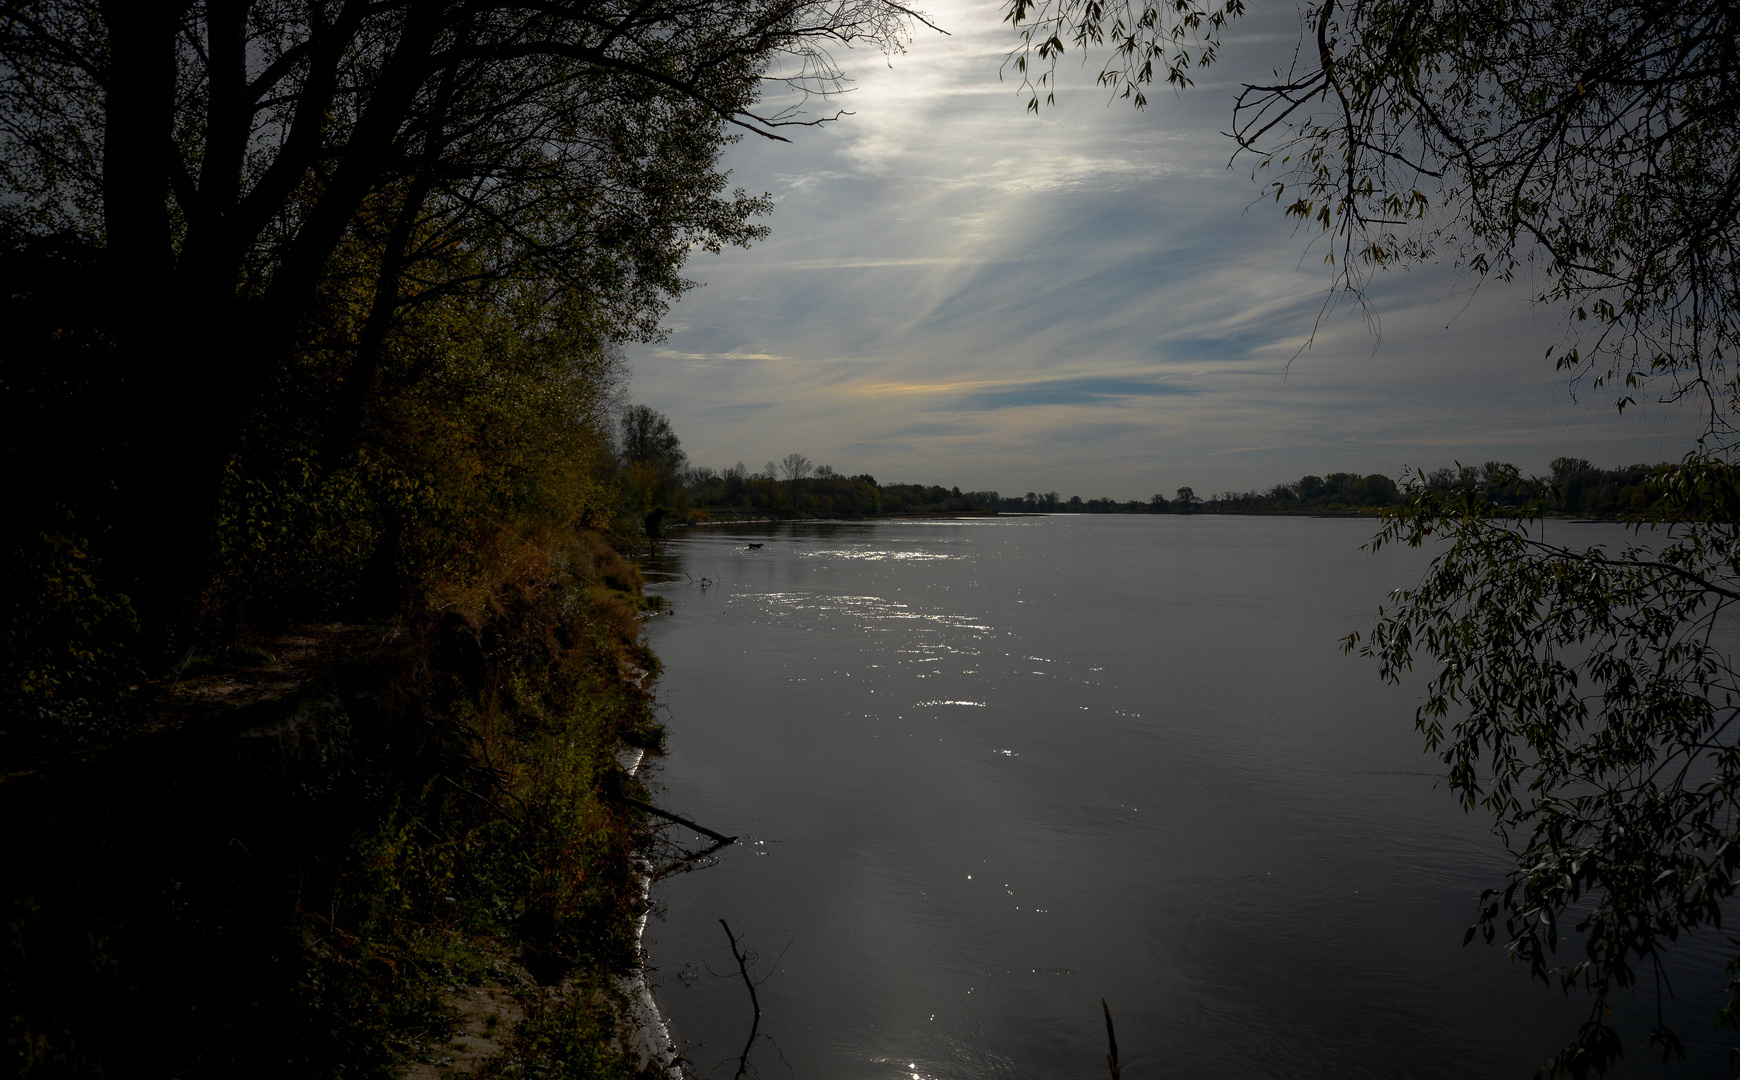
[801,548,963,561]
[742,592,994,632]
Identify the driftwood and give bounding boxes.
[721,919,761,1080]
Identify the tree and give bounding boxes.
[1008,0,1740,412]
[1346,467,1740,1076]
[1005,0,1740,1070]
[779,452,813,507]
[620,406,686,472]
[618,405,687,536]
[0,0,916,644]
[1173,485,1197,510]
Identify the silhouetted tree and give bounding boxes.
[779,452,813,507]
[620,406,685,472]
[0,0,916,645]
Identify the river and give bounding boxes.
[640,515,1730,1078]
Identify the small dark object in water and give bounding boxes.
[745,543,763,549]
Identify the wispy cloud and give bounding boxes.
[626,0,1701,496]
[652,350,790,361]
[950,377,1201,410]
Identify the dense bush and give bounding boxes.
[2,524,666,1078]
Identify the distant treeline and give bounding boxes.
[661,447,1683,523]
[680,461,984,518]
[971,471,1402,515]
[1170,460,1669,516]
[676,466,1402,517]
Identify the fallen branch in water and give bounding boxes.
[1102,998,1121,1080]
[721,919,761,1080]
[615,793,736,845]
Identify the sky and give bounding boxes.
[624,0,1703,500]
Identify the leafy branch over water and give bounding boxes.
[1346,463,1740,1075]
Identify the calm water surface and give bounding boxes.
[639,516,1729,1078]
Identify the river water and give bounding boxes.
[639,515,1730,1079]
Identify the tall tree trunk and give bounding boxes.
[97,0,266,659]
[255,3,442,338]
[99,2,178,299]
[98,1,212,657]
[322,36,466,467]
[319,175,435,467]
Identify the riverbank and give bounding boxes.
[1,530,677,1078]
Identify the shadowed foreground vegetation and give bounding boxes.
[7,355,690,1078]
[0,0,904,1072]
[6,536,668,1078]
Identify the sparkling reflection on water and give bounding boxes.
[639,516,1730,1079]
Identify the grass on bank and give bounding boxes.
[3,523,676,1079]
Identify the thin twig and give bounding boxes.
[721,919,761,1079]
[1102,998,1121,1080]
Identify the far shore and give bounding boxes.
[663,507,1633,528]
